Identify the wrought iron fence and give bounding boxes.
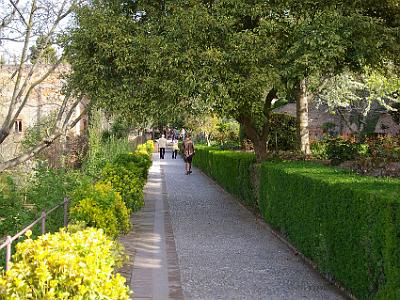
[0,197,69,271]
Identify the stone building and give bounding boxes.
[0,64,87,163]
[274,101,400,140]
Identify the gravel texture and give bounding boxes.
[162,154,347,300]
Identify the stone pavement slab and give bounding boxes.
[119,158,184,300]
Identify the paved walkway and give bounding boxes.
[120,153,347,300]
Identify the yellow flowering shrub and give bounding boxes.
[70,183,131,238]
[145,140,154,153]
[136,144,151,158]
[0,227,131,299]
[101,163,145,212]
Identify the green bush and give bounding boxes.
[25,166,91,235]
[83,133,133,180]
[0,175,29,239]
[0,227,130,299]
[267,113,297,151]
[113,152,151,180]
[310,140,328,159]
[193,146,257,208]
[100,162,145,212]
[217,141,241,150]
[325,136,361,162]
[0,169,89,269]
[145,140,155,154]
[364,136,400,162]
[136,143,152,158]
[70,183,131,238]
[259,161,400,299]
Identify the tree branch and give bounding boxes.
[62,95,84,128]
[8,0,27,27]
[56,90,72,125]
[336,108,356,134]
[3,58,64,143]
[309,76,331,100]
[11,0,71,109]
[4,0,36,130]
[261,87,277,140]
[0,0,21,32]
[0,105,87,172]
[1,0,72,144]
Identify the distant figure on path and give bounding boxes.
[172,128,179,141]
[183,135,195,175]
[172,139,179,159]
[158,134,167,159]
[180,128,186,140]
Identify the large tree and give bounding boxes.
[67,0,400,160]
[268,0,400,153]
[67,0,199,120]
[68,0,285,161]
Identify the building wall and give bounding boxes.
[0,64,85,162]
[273,102,400,140]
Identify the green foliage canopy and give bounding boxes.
[67,0,400,159]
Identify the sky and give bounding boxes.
[0,0,75,64]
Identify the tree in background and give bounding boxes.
[29,36,58,64]
[268,0,400,153]
[317,67,400,136]
[0,0,87,172]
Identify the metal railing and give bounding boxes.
[0,197,69,271]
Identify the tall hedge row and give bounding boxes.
[259,162,400,300]
[193,146,400,299]
[193,146,257,208]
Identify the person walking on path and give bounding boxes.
[183,135,195,174]
[158,134,168,159]
[180,128,186,140]
[172,139,179,159]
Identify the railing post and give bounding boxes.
[41,210,46,234]
[5,236,12,271]
[63,197,69,227]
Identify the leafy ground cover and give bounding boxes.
[0,139,154,298]
[311,135,400,177]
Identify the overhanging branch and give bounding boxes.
[0,104,88,172]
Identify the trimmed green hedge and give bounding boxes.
[259,162,400,300]
[194,146,400,299]
[193,146,257,208]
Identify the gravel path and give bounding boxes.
[161,153,347,300]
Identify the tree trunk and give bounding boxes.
[296,78,311,155]
[205,132,211,146]
[237,88,277,162]
[240,115,268,163]
[253,138,268,162]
